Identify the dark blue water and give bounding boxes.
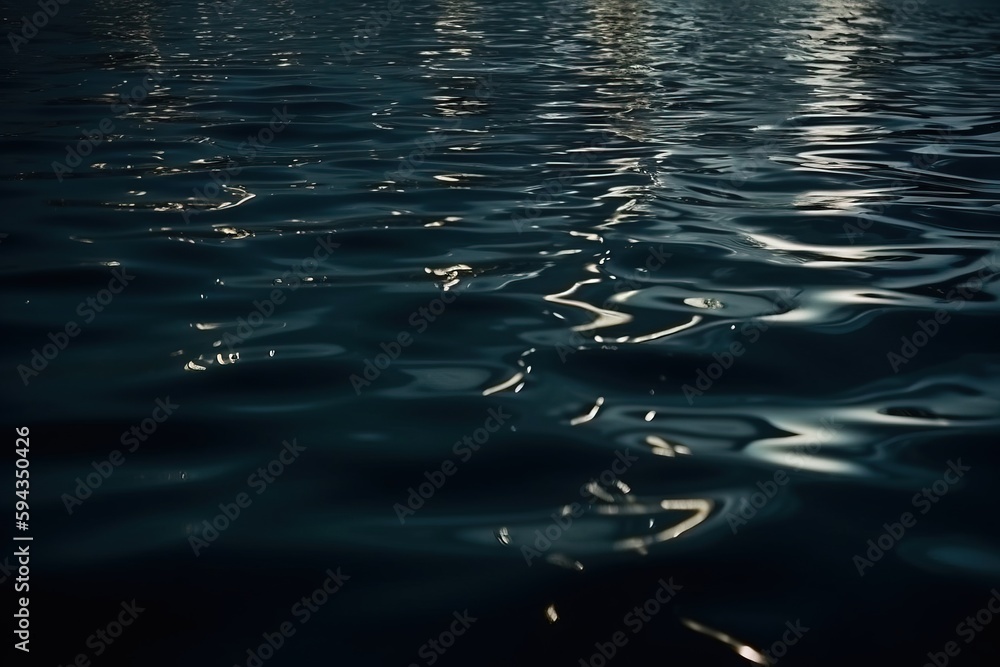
[3,0,1000,664]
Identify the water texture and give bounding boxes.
[2,0,1000,664]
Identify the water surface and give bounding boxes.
[3,0,1000,664]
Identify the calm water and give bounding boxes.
[3,0,1000,664]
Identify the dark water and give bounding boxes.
[3,0,1000,664]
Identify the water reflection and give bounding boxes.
[10,0,1000,664]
